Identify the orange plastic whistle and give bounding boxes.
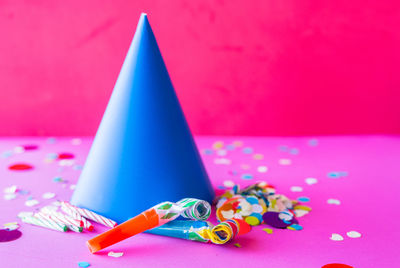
[87,208,159,253]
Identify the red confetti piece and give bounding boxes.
[8,163,34,171]
[22,145,38,151]
[57,153,75,160]
[322,264,353,268]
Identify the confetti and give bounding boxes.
[346,231,361,238]
[212,141,224,150]
[42,192,56,199]
[13,146,25,154]
[25,199,39,207]
[289,148,299,155]
[223,180,235,188]
[0,229,22,242]
[216,149,227,156]
[287,224,303,231]
[327,199,341,205]
[279,145,289,152]
[322,264,353,268]
[290,186,303,192]
[241,174,253,180]
[225,144,235,151]
[47,137,57,144]
[59,159,75,166]
[4,222,19,231]
[240,164,251,170]
[78,262,91,268]
[214,158,231,165]
[305,177,318,185]
[22,145,38,151]
[58,153,75,159]
[18,211,33,218]
[253,153,264,160]
[262,228,273,234]
[71,138,82,145]
[70,184,77,190]
[202,149,213,155]
[297,197,310,202]
[4,194,17,200]
[308,139,318,146]
[8,163,33,171]
[242,147,253,154]
[279,159,291,165]
[108,251,124,258]
[232,141,243,147]
[330,233,344,241]
[233,243,241,248]
[257,166,268,173]
[294,210,309,218]
[4,185,18,194]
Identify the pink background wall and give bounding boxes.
[0,0,399,136]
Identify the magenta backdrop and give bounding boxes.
[0,1,399,136]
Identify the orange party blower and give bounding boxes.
[87,199,211,253]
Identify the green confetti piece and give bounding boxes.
[161,213,178,219]
[158,203,172,210]
[262,228,273,234]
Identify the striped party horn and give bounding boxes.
[176,198,211,220]
[61,202,117,228]
[87,199,211,253]
[60,202,94,231]
[37,212,83,233]
[22,215,67,232]
[41,207,83,227]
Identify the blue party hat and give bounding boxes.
[70,13,215,223]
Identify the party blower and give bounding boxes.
[87,199,211,253]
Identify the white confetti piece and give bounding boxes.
[70,184,76,190]
[252,204,263,213]
[59,159,75,166]
[330,233,344,241]
[4,222,19,231]
[327,199,341,205]
[221,209,234,219]
[346,231,361,238]
[71,138,82,145]
[4,185,18,194]
[42,192,56,199]
[305,177,318,185]
[216,149,227,156]
[25,199,39,207]
[279,159,291,165]
[290,186,303,192]
[108,252,124,258]
[214,158,231,165]
[13,146,25,154]
[294,209,309,218]
[4,193,17,200]
[40,205,58,212]
[257,166,268,173]
[223,180,235,188]
[18,211,33,218]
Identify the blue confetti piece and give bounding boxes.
[242,147,253,154]
[287,224,303,231]
[217,185,226,190]
[46,153,59,160]
[2,151,13,158]
[203,149,213,155]
[225,144,235,151]
[26,196,33,200]
[53,176,63,183]
[78,262,91,268]
[289,148,299,155]
[241,174,253,180]
[46,137,57,144]
[73,165,83,170]
[18,190,29,195]
[297,196,310,202]
[308,139,318,146]
[338,171,348,177]
[246,196,259,204]
[327,172,341,178]
[279,145,289,152]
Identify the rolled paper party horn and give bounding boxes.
[146,219,251,244]
[145,220,210,242]
[87,199,211,253]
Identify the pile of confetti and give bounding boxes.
[216,182,311,231]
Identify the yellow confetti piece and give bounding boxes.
[232,141,243,147]
[293,205,312,211]
[212,141,224,150]
[262,228,273,234]
[234,243,241,248]
[253,153,264,160]
[245,216,260,226]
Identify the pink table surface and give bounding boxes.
[0,136,399,267]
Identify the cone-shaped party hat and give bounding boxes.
[70,13,215,223]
